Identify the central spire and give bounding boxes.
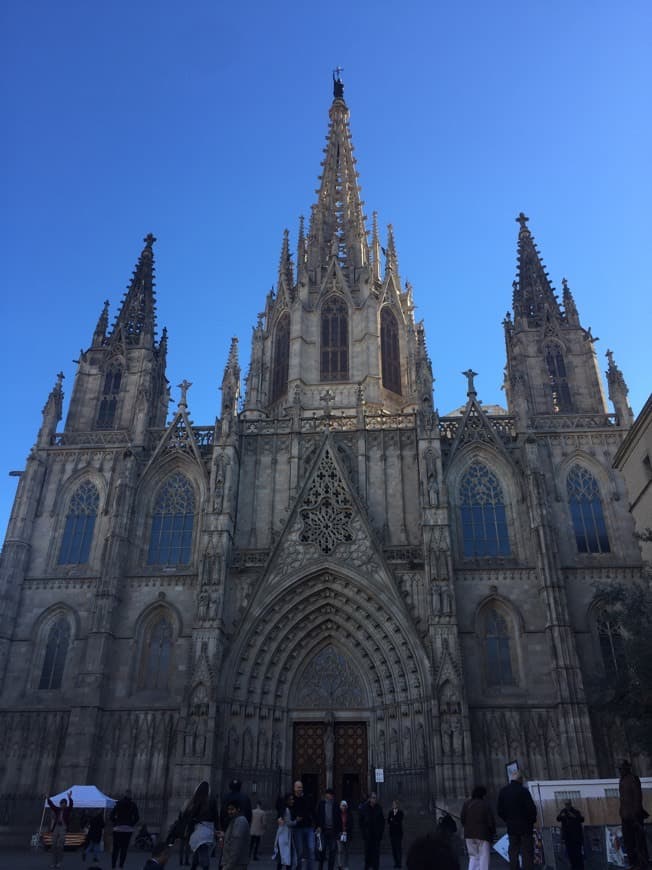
[305,74,369,283]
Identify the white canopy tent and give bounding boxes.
[44,785,116,809]
[38,785,117,842]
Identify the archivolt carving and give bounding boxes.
[292,645,365,708]
[229,572,424,710]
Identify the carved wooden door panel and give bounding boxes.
[335,722,367,804]
[293,722,325,808]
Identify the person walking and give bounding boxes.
[82,810,106,864]
[316,788,341,870]
[110,789,140,870]
[273,793,296,870]
[619,760,650,870]
[46,789,74,869]
[249,801,267,861]
[387,800,404,869]
[556,800,584,870]
[337,800,353,870]
[359,793,384,870]
[461,786,495,870]
[220,801,250,870]
[497,771,537,870]
[291,780,316,870]
[220,779,253,829]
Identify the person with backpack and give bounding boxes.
[110,789,140,869]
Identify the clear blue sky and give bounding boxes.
[2,0,651,541]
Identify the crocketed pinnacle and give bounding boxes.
[513,213,561,325]
[92,299,110,346]
[109,233,157,346]
[278,228,295,294]
[305,77,369,280]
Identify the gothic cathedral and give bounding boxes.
[0,77,646,834]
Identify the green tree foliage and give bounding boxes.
[595,576,652,754]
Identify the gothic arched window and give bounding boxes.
[485,607,515,686]
[381,307,401,395]
[141,615,173,690]
[544,344,572,413]
[96,365,122,429]
[567,465,610,553]
[270,312,290,403]
[459,462,510,557]
[39,617,71,690]
[58,481,99,564]
[596,610,626,676]
[320,296,348,381]
[147,473,195,565]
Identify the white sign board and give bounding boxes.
[374,768,384,783]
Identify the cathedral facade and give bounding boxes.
[0,78,646,835]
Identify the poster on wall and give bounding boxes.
[506,759,519,781]
[605,826,627,867]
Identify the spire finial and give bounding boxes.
[144,233,156,247]
[516,212,529,230]
[462,369,478,398]
[332,67,344,100]
[177,380,192,407]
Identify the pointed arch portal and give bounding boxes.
[226,570,431,800]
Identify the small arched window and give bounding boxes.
[459,463,510,557]
[544,344,572,413]
[320,296,348,381]
[270,312,290,403]
[141,615,173,690]
[381,307,401,394]
[567,465,610,553]
[39,617,71,690]
[147,473,195,565]
[58,481,100,564]
[596,610,626,676]
[96,366,122,429]
[485,607,515,686]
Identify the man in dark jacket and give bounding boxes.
[461,786,495,870]
[291,780,316,870]
[360,793,385,870]
[110,789,140,869]
[316,788,342,870]
[619,760,649,870]
[556,800,584,870]
[497,772,537,870]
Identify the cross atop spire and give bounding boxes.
[462,369,478,398]
[332,67,344,101]
[516,212,529,229]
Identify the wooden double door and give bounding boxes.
[293,721,367,808]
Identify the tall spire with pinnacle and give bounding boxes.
[513,213,561,325]
[605,349,634,426]
[277,228,295,299]
[109,234,157,346]
[305,73,369,282]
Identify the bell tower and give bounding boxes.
[242,73,431,418]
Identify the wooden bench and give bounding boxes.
[41,830,87,849]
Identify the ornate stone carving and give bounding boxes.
[299,449,353,554]
[292,645,365,707]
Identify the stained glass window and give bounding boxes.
[485,608,515,686]
[321,297,348,381]
[147,473,195,565]
[545,344,572,413]
[567,465,610,553]
[142,616,173,690]
[381,307,401,395]
[58,481,99,564]
[39,617,70,690]
[270,312,290,403]
[459,463,510,557]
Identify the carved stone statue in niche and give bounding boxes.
[429,526,450,582]
[197,587,209,622]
